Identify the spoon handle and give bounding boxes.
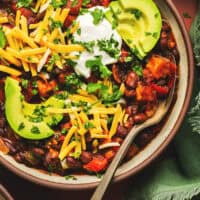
[90,125,142,200]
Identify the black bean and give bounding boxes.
[116,125,129,138]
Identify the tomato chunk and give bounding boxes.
[66,0,82,15]
[83,155,108,173]
[146,55,176,79]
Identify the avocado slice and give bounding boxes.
[119,0,162,54]
[107,0,162,59]
[5,77,65,140]
[23,96,64,127]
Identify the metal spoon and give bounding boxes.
[91,70,176,200]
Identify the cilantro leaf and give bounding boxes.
[0,26,6,48]
[65,73,83,93]
[82,0,91,6]
[50,0,66,8]
[97,35,120,59]
[86,83,122,104]
[91,8,104,25]
[86,56,111,78]
[16,0,32,8]
[132,65,143,76]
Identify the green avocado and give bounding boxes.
[5,77,65,140]
[107,0,162,59]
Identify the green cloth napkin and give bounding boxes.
[125,13,200,200]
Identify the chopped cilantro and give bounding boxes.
[154,13,159,18]
[97,35,120,59]
[53,38,60,44]
[82,0,90,6]
[32,89,38,95]
[28,116,43,123]
[65,73,83,93]
[18,122,25,131]
[21,79,28,89]
[66,59,77,67]
[50,0,66,8]
[71,0,78,7]
[55,92,68,100]
[132,65,143,76]
[79,8,89,15]
[131,9,142,20]
[84,121,95,129]
[49,17,62,31]
[16,0,33,8]
[46,54,61,71]
[65,175,77,180]
[0,26,6,48]
[61,128,68,135]
[77,28,81,35]
[86,83,122,104]
[73,40,95,53]
[31,126,40,134]
[86,56,111,79]
[91,8,104,25]
[33,105,47,117]
[96,173,103,179]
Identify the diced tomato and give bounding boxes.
[37,80,57,97]
[11,3,33,18]
[104,150,116,162]
[101,0,110,7]
[136,83,156,102]
[62,122,72,130]
[152,84,169,96]
[66,0,82,15]
[146,55,176,80]
[83,156,108,173]
[64,14,77,28]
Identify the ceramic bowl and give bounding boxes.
[0,185,13,200]
[0,0,194,190]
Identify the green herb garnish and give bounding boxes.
[21,79,28,89]
[50,0,66,8]
[16,0,33,8]
[84,121,95,129]
[183,12,192,19]
[82,0,91,6]
[65,175,77,180]
[49,17,62,31]
[131,9,142,20]
[18,122,25,131]
[65,73,83,93]
[132,65,143,77]
[91,8,104,25]
[86,56,111,78]
[31,126,40,134]
[0,26,6,48]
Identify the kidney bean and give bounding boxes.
[3,140,17,154]
[124,88,136,97]
[80,151,93,164]
[160,38,168,50]
[45,149,59,165]
[112,64,122,84]
[116,125,129,138]
[162,23,170,32]
[66,156,82,168]
[134,113,147,124]
[24,151,40,166]
[125,105,138,116]
[14,153,24,163]
[0,118,5,128]
[136,133,156,147]
[124,116,135,129]
[32,148,45,157]
[125,145,139,160]
[125,71,138,88]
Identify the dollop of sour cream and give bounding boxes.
[72,6,122,78]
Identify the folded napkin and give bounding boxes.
[125,11,200,200]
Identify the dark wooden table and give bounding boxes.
[0,1,198,199]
